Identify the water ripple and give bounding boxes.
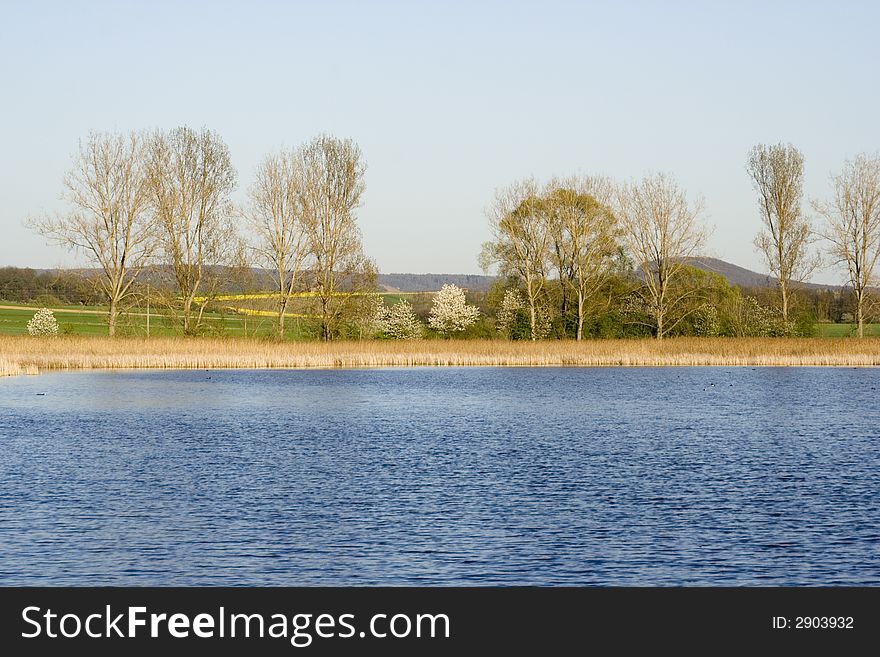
[0,367,878,585]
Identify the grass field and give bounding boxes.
[0,303,301,338]
[3,303,878,341]
[817,323,880,337]
[4,335,880,375]
[0,295,424,339]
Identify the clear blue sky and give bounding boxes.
[1,0,878,278]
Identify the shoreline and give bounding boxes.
[4,336,880,375]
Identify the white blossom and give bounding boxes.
[27,308,59,336]
[378,300,424,339]
[692,304,720,337]
[428,284,481,336]
[532,304,552,340]
[350,293,385,339]
[496,289,525,336]
[732,296,788,337]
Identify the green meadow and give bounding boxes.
[0,304,274,338]
[3,299,878,340]
[816,323,880,337]
[0,293,426,339]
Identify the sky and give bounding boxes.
[1,0,878,279]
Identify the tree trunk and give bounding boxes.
[529,299,537,341]
[321,297,331,341]
[278,296,288,338]
[183,296,193,335]
[108,298,118,337]
[856,292,865,338]
[656,308,664,340]
[780,280,789,324]
[560,285,569,333]
[576,291,584,341]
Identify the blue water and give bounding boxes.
[0,367,878,585]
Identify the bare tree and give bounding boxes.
[814,154,880,337]
[297,135,371,340]
[616,173,709,339]
[546,186,576,330]
[747,143,818,322]
[30,131,156,336]
[483,179,552,340]
[145,126,237,335]
[247,150,312,337]
[545,176,619,340]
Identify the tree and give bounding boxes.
[145,126,238,335]
[747,143,818,323]
[723,294,785,337]
[30,131,155,336]
[247,149,312,337]
[495,288,527,339]
[675,267,736,336]
[428,284,481,336]
[378,299,423,339]
[545,176,620,340]
[616,173,710,339]
[27,308,59,336]
[349,292,385,340]
[297,135,373,340]
[483,179,552,340]
[814,154,880,338]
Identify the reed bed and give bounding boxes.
[0,356,38,377]
[3,336,880,374]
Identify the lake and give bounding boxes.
[0,367,878,585]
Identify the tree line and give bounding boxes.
[27,132,880,340]
[482,143,880,340]
[31,128,374,339]
[0,267,97,305]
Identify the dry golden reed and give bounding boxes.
[0,356,38,376]
[3,336,880,374]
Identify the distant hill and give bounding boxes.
[13,259,844,294]
[378,273,496,292]
[19,267,497,293]
[687,257,777,288]
[686,257,841,291]
[376,258,835,293]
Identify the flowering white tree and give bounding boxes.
[350,293,385,339]
[428,284,480,336]
[378,300,423,339]
[532,305,552,340]
[496,289,525,337]
[27,308,60,336]
[726,296,787,337]
[495,288,549,339]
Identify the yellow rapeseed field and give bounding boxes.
[3,336,880,375]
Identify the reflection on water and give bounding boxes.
[1,367,878,585]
